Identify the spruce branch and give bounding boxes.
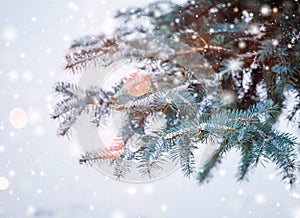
[198,140,228,183]
[79,149,118,166]
[52,85,112,135]
[65,36,120,74]
[53,0,300,184]
[136,138,169,179]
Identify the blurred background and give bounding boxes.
[0,0,300,217]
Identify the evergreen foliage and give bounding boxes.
[53,0,300,184]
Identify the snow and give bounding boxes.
[238,41,247,49]
[260,5,271,16]
[0,0,299,218]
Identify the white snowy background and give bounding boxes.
[1,0,300,217]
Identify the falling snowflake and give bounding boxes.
[260,5,271,16]
[219,59,244,77]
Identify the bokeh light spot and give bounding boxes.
[9,108,28,129]
[0,177,10,190]
[127,187,137,195]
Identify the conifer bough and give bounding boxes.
[53,0,300,184]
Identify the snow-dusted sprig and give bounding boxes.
[115,1,180,32]
[65,35,120,74]
[161,101,299,184]
[112,84,202,163]
[136,139,167,179]
[79,134,172,180]
[115,82,202,116]
[65,35,182,76]
[252,128,298,185]
[52,85,112,135]
[285,64,300,127]
[170,135,197,178]
[79,149,117,166]
[114,158,132,180]
[54,82,83,98]
[197,139,228,183]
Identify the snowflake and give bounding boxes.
[249,24,266,38]
[242,10,253,23]
[219,59,244,77]
[260,5,271,16]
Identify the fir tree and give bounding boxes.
[52,0,300,185]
